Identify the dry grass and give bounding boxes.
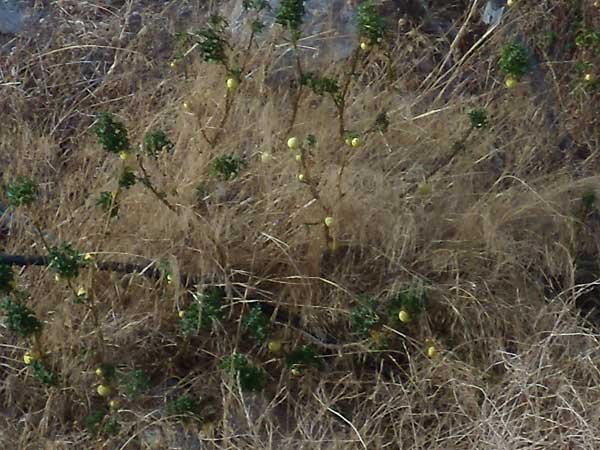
[1,0,600,449]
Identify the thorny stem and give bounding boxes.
[137,158,177,212]
[285,37,305,138]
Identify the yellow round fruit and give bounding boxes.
[267,340,282,353]
[398,310,412,323]
[178,310,186,318]
[226,78,239,90]
[324,216,334,227]
[83,253,95,261]
[261,152,272,163]
[76,287,87,297]
[183,101,190,110]
[351,137,362,148]
[119,151,130,161]
[584,73,595,83]
[505,77,517,89]
[166,274,173,284]
[23,350,41,365]
[595,0,600,8]
[108,399,120,410]
[54,274,62,283]
[507,0,515,6]
[298,173,305,182]
[287,137,300,150]
[426,346,437,358]
[360,41,370,51]
[295,153,302,162]
[417,182,432,196]
[169,61,177,68]
[95,367,104,377]
[345,138,352,146]
[97,384,111,397]
[290,366,302,376]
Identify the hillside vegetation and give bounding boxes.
[1,0,600,449]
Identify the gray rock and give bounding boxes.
[0,0,23,35]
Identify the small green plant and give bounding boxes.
[195,15,229,65]
[301,73,342,104]
[122,368,151,398]
[357,0,385,44]
[373,111,390,134]
[388,282,427,323]
[582,191,595,212]
[94,112,130,154]
[167,393,200,417]
[499,42,530,79]
[118,167,137,190]
[275,0,305,41]
[30,360,58,386]
[468,108,489,129]
[48,242,86,279]
[180,286,226,334]
[285,345,322,373]
[220,353,266,392]
[96,191,119,217]
[84,410,119,436]
[5,176,37,208]
[210,155,245,180]
[143,130,174,159]
[243,306,271,342]
[0,264,15,294]
[350,297,380,338]
[1,297,42,338]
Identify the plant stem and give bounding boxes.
[137,159,177,212]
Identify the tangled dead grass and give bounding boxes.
[1,0,600,449]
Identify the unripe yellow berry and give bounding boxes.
[505,77,517,89]
[54,274,62,283]
[226,78,239,90]
[507,0,516,6]
[83,253,94,261]
[295,153,302,162]
[290,366,302,376]
[97,384,111,397]
[351,137,362,148]
[417,182,432,196]
[119,151,130,161]
[77,287,87,297]
[108,399,120,409]
[584,73,595,83]
[287,137,300,150]
[23,351,41,365]
[267,340,282,353]
[398,310,411,323]
[183,101,190,110]
[345,138,352,146]
[169,61,177,68]
[178,310,186,318]
[426,346,437,358]
[298,173,305,182]
[261,152,272,163]
[360,41,370,51]
[95,367,104,377]
[324,216,334,227]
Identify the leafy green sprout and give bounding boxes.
[275,0,305,41]
[210,155,245,180]
[48,242,86,279]
[179,286,226,334]
[243,306,271,342]
[0,297,42,338]
[388,282,427,322]
[94,112,130,154]
[373,111,390,134]
[220,353,266,392]
[357,0,385,45]
[582,191,595,211]
[167,393,201,418]
[84,410,119,436]
[143,130,174,159]
[468,108,489,129]
[122,369,151,399]
[194,15,229,65]
[96,191,119,217]
[301,73,342,105]
[5,176,38,208]
[499,42,530,79]
[285,345,322,372]
[0,264,16,294]
[118,167,137,190]
[350,297,380,338]
[30,360,58,386]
